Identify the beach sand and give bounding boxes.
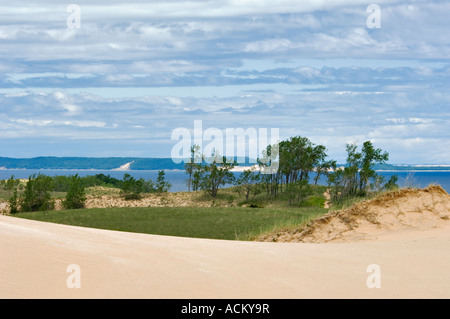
[1,213,449,299]
[1,185,450,299]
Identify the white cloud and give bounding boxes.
[244,38,295,53]
[12,119,53,126]
[63,120,106,128]
[0,1,449,163]
[61,104,82,115]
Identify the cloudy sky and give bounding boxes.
[1,0,449,164]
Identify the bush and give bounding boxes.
[286,180,313,206]
[9,188,19,214]
[384,175,399,190]
[246,199,267,208]
[234,169,261,202]
[303,196,326,208]
[20,174,54,212]
[120,173,144,200]
[63,174,87,209]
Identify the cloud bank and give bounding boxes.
[1,0,449,164]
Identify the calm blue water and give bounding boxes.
[1,169,450,194]
[0,169,191,193]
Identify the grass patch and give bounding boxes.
[14,206,327,241]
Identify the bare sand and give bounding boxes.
[260,185,450,243]
[1,215,449,299]
[1,185,450,299]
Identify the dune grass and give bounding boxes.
[14,205,327,241]
[8,183,329,240]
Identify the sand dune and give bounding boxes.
[1,218,449,298]
[111,161,134,171]
[1,186,450,299]
[260,185,450,243]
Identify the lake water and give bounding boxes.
[1,169,450,194]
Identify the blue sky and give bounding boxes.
[1,0,450,164]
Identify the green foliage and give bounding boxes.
[184,146,236,197]
[359,141,389,191]
[9,188,19,214]
[384,175,399,190]
[278,136,328,184]
[63,174,87,209]
[313,159,336,186]
[91,174,123,188]
[303,195,326,208]
[4,175,20,197]
[246,198,268,208]
[20,174,54,212]
[119,173,156,199]
[257,136,331,201]
[120,173,144,200]
[185,144,202,192]
[285,180,313,206]
[50,174,123,192]
[191,170,202,191]
[199,152,236,198]
[51,175,72,192]
[234,168,262,202]
[3,175,20,213]
[155,170,172,193]
[327,141,396,203]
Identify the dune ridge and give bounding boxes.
[1,186,450,298]
[259,185,450,243]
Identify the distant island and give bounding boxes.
[0,156,450,171]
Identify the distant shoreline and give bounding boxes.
[2,156,450,172]
[2,167,450,172]
[0,168,185,172]
[375,170,450,173]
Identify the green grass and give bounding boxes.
[7,183,330,240]
[14,206,327,241]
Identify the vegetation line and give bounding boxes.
[1,136,402,241]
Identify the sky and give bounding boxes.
[1,0,450,164]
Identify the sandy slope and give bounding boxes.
[1,213,450,299]
[260,186,450,243]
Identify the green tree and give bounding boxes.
[4,175,19,197]
[140,178,156,193]
[258,143,280,196]
[199,150,236,197]
[344,143,362,196]
[328,141,392,203]
[191,170,202,191]
[234,168,261,202]
[327,166,345,203]
[63,174,87,209]
[286,180,313,206]
[4,176,20,214]
[278,136,327,184]
[258,136,330,196]
[120,173,144,200]
[9,189,19,214]
[185,144,202,192]
[20,174,54,212]
[314,159,336,186]
[155,170,172,193]
[359,141,389,192]
[51,175,71,192]
[383,175,399,191]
